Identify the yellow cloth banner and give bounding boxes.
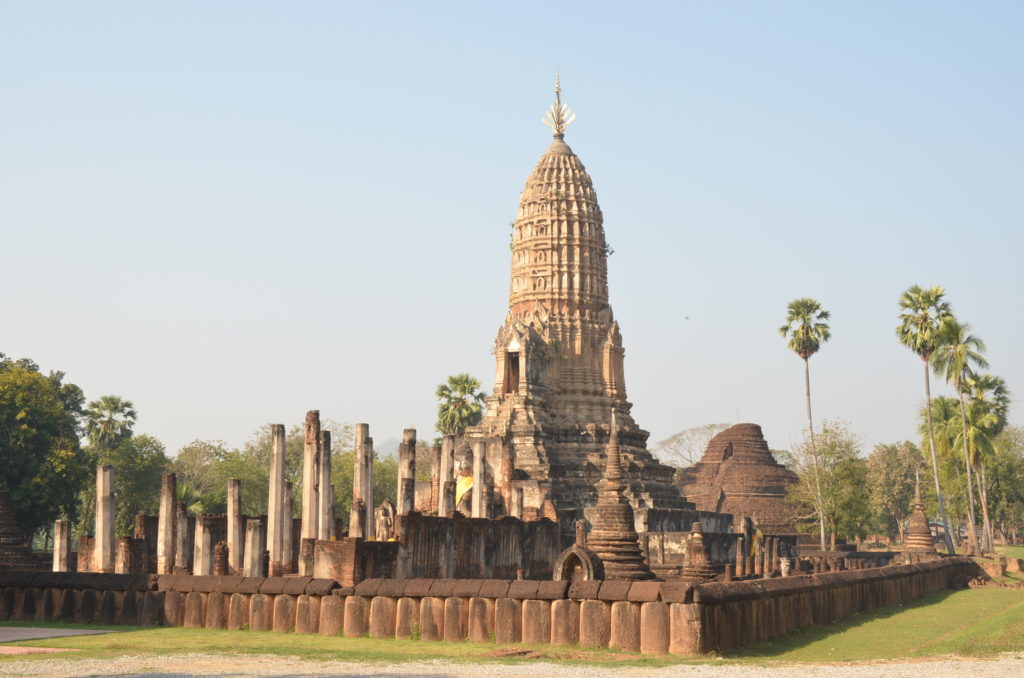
[456,476,473,507]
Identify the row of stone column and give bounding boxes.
[733,536,791,579]
[54,415,420,576]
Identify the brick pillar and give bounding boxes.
[267,424,286,576]
[471,440,485,518]
[318,430,334,540]
[95,465,115,573]
[214,541,229,576]
[397,429,416,516]
[53,519,70,572]
[244,519,266,576]
[735,536,746,578]
[301,410,321,541]
[156,473,176,574]
[227,478,243,574]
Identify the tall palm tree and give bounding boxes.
[435,374,486,437]
[85,395,137,452]
[779,297,831,549]
[965,373,1011,551]
[931,317,988,554]
[897,285,955,553]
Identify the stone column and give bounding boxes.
[174,501,189,573]
[227,478,243,574]
[429,441,441,514]
[735,536,746,578]
[267,424,286,576]
[762,538,772,578]
[439,435,455,491]
[771,537,780,575]
[282,481,295,573]
[471,440,485,518]
[156,473,176,575]
[350,423,374,538]
[397,429,416,515]
[52,519,70,572]
[301,410,321,541]
[441,481,456,518]
[243,519,266,577]
[361,429,374,538]
[318,430,334,540]
[95,465,115,573]
[193,515,214,576]
[510,486,523,520]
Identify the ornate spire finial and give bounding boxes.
[543,72,575,139]
[603,409,622,487]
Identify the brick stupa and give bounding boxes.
[676,423,798,535]
[905,474,936,554]
[467,79,685,523]
[586,411,655,580]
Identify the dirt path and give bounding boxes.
[1,653,1024,678]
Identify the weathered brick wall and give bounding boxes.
[0,557,978,654]
[394,512,559,580]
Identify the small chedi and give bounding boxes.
[682,521,716,583]
[577,410,654,580]
[676,423,798,535]
[904,474,937,561]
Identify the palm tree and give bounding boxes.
[965,373,1011,551]
[435,374,486,438]
[897,285,955,553]
[85,395,137,452]
[779,298,831,549]
[931,317,988,554]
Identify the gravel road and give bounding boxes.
[1,653,1024,678]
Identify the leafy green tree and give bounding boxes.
[897,284,956,553]
[0,354,89,541]
[436,374,486,437]
[989,427,1024,543]
[866,442,924,543]
[781,420,866,548]
[85,395,137,452]
[779,297,831,549]
[966,373,1012,550]
[103,434,168,535]
[931,317,988,554]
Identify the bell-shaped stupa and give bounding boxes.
[676,423,798,535]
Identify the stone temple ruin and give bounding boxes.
[0,81,971,656]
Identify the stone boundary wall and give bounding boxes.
[0,558,977,655]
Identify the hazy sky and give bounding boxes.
[3,2,1021,459]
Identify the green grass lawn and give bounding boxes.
[2,586,1023,666]
[998,544,1024,560]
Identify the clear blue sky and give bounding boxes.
[2,2,1021,457]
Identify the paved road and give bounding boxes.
[0,628,110,643]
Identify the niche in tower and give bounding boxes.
[504,351,520,394]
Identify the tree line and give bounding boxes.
[776,285,1015,553]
